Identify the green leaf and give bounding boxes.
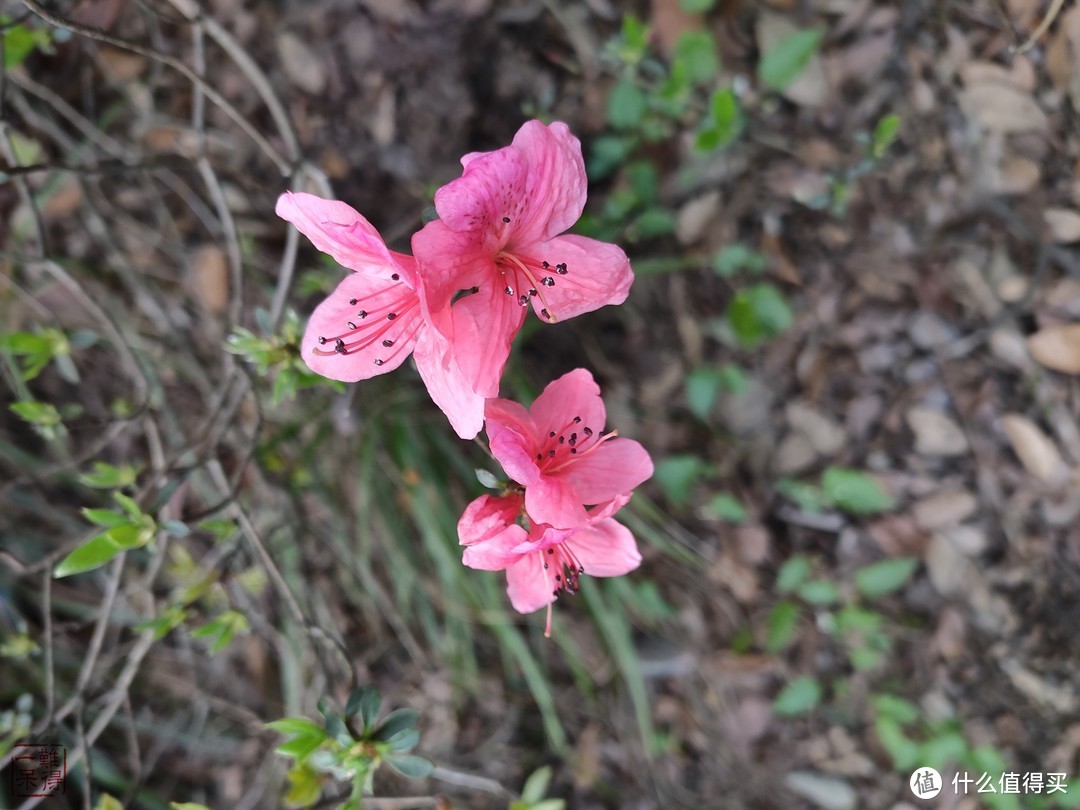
[82,508,129,529]
[267,718,327,739]
[79,461,138,489]
[679,0,716,11]
[629,208,675,240]
[10,400,61,426]
[587,135,634,181]
[797,579,839,606]
[134,606,186,641]
[773,676,821,716]
[385,726,420,753]
[284,763,323,807]
[685,368,724,420]
[521,765,554,804]
[708,88,743,148]
[475,468,500,489]
[276,734,325,760]
[919,730,968,767]
[3,22,51,69]
[872,114,901,159]
[776,555,810,593]
[54,533,124,577]
[530,801,567,810]
[758,28,824,92]
[776,478,828,512]
[713,244,766,277]
[384,754,434,779]
[701,492,747,524]
[345,686,381,734]
[728,283,793,347]
[95,794,125,810]
[853,557,918,599]
[654,455,703,508]
[821,466,894,515]
[875,715,920,771]
[618,15,650,64]
[765,600,800,653]
[607,79,647,130]
[872,694,920,725]
[372,708,419,742]
[673,30,718,84]
[170,804,213,810]
[113,491,144,522]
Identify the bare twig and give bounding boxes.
[1013,0,1068,52]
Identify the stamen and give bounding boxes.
[382,339,394,347]
[349,298,357,305]
[502,216,511,223]
[541,277,554,287]
[504,286,514,295]
[391,273,400,281]
[387,312,397,320]
[317,336,327,345]
[529,289,538,297]
[373,359,383,365]
[556,263,568,275]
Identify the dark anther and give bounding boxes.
[549,431,556,437]
[391,273,400,281]
[542,261,549,269]
[349,298,357,305]
[347,321,357,330]
[573,416,582,424]
[504,286,514,295]
[317,336,327,345]
[555,574,561,582]
[536,453,543,461]
[519,295,529,306]
[334,338,346,354]
[502,216,511,223]
[544,563,549,569]
[558,436,565,444]
[374,359,383,366]
[382,339,394,347]
[548,450,556,458]
[568,436,576,447]
[583,427,593,436]
[387,312,397,320]
[541,277,555,287]
[358,310,367,319]
[570,448,578,454]
[556,263,568,274]
[548,549,554,555]
[540,308,550,319]
[529,288,538,296]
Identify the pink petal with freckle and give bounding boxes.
[300,269,422,382]
[505,554,557,614]
[554,438,654,507]
[525,235,633,321]
[276,192,413,285]
[565,517,641,577]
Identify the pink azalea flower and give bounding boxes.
[278,192,484,434]
[459,492,641,634]
[411,120,635,416]
[484,368,653,529]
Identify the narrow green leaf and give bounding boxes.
[875,715,920,771]
[758,28,824,92]
[872,694,919,725]
[521,766,553,804]
[267,718,327,739]
[79,461,138,489]
[872,114,901,158]
[701,492,747,524]
[54,533,123,577]
[81,508,129,529]
[853,557,918,599]
[346,685,381,734]
[728,283,793,347]
[385,727,420,753]
[685,368,723,420]
[680,0,716,11]
[654,455,703,508]
[797,579,840,605]
[673,30,718,84]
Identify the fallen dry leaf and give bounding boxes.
[1027,324,1080,374]
[187,244,229,314]
[907,406,969,456]
[1002,413,1070,486]
[1044,208,1080,243]
[276,32,328,95]
[956,83,1048,133]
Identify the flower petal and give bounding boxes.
[527,234,632,323]
[300,271,422,382]
[425,268,527,399]
[457,493,523,546]
[505,553,557,614]
[566,517,642,577]
[525,474,588,529]
[433,144,527,241]
[557,438,654,506]
[485,400,541,487]
[413,327,486,439]
[528,369,605,442]
[462,525,528,571]
[509,120,587,243]
[276,192,409,283]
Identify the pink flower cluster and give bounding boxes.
[278,121,652,630]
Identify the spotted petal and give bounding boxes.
[526,235,632,323]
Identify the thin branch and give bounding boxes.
[19,0,290,174]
